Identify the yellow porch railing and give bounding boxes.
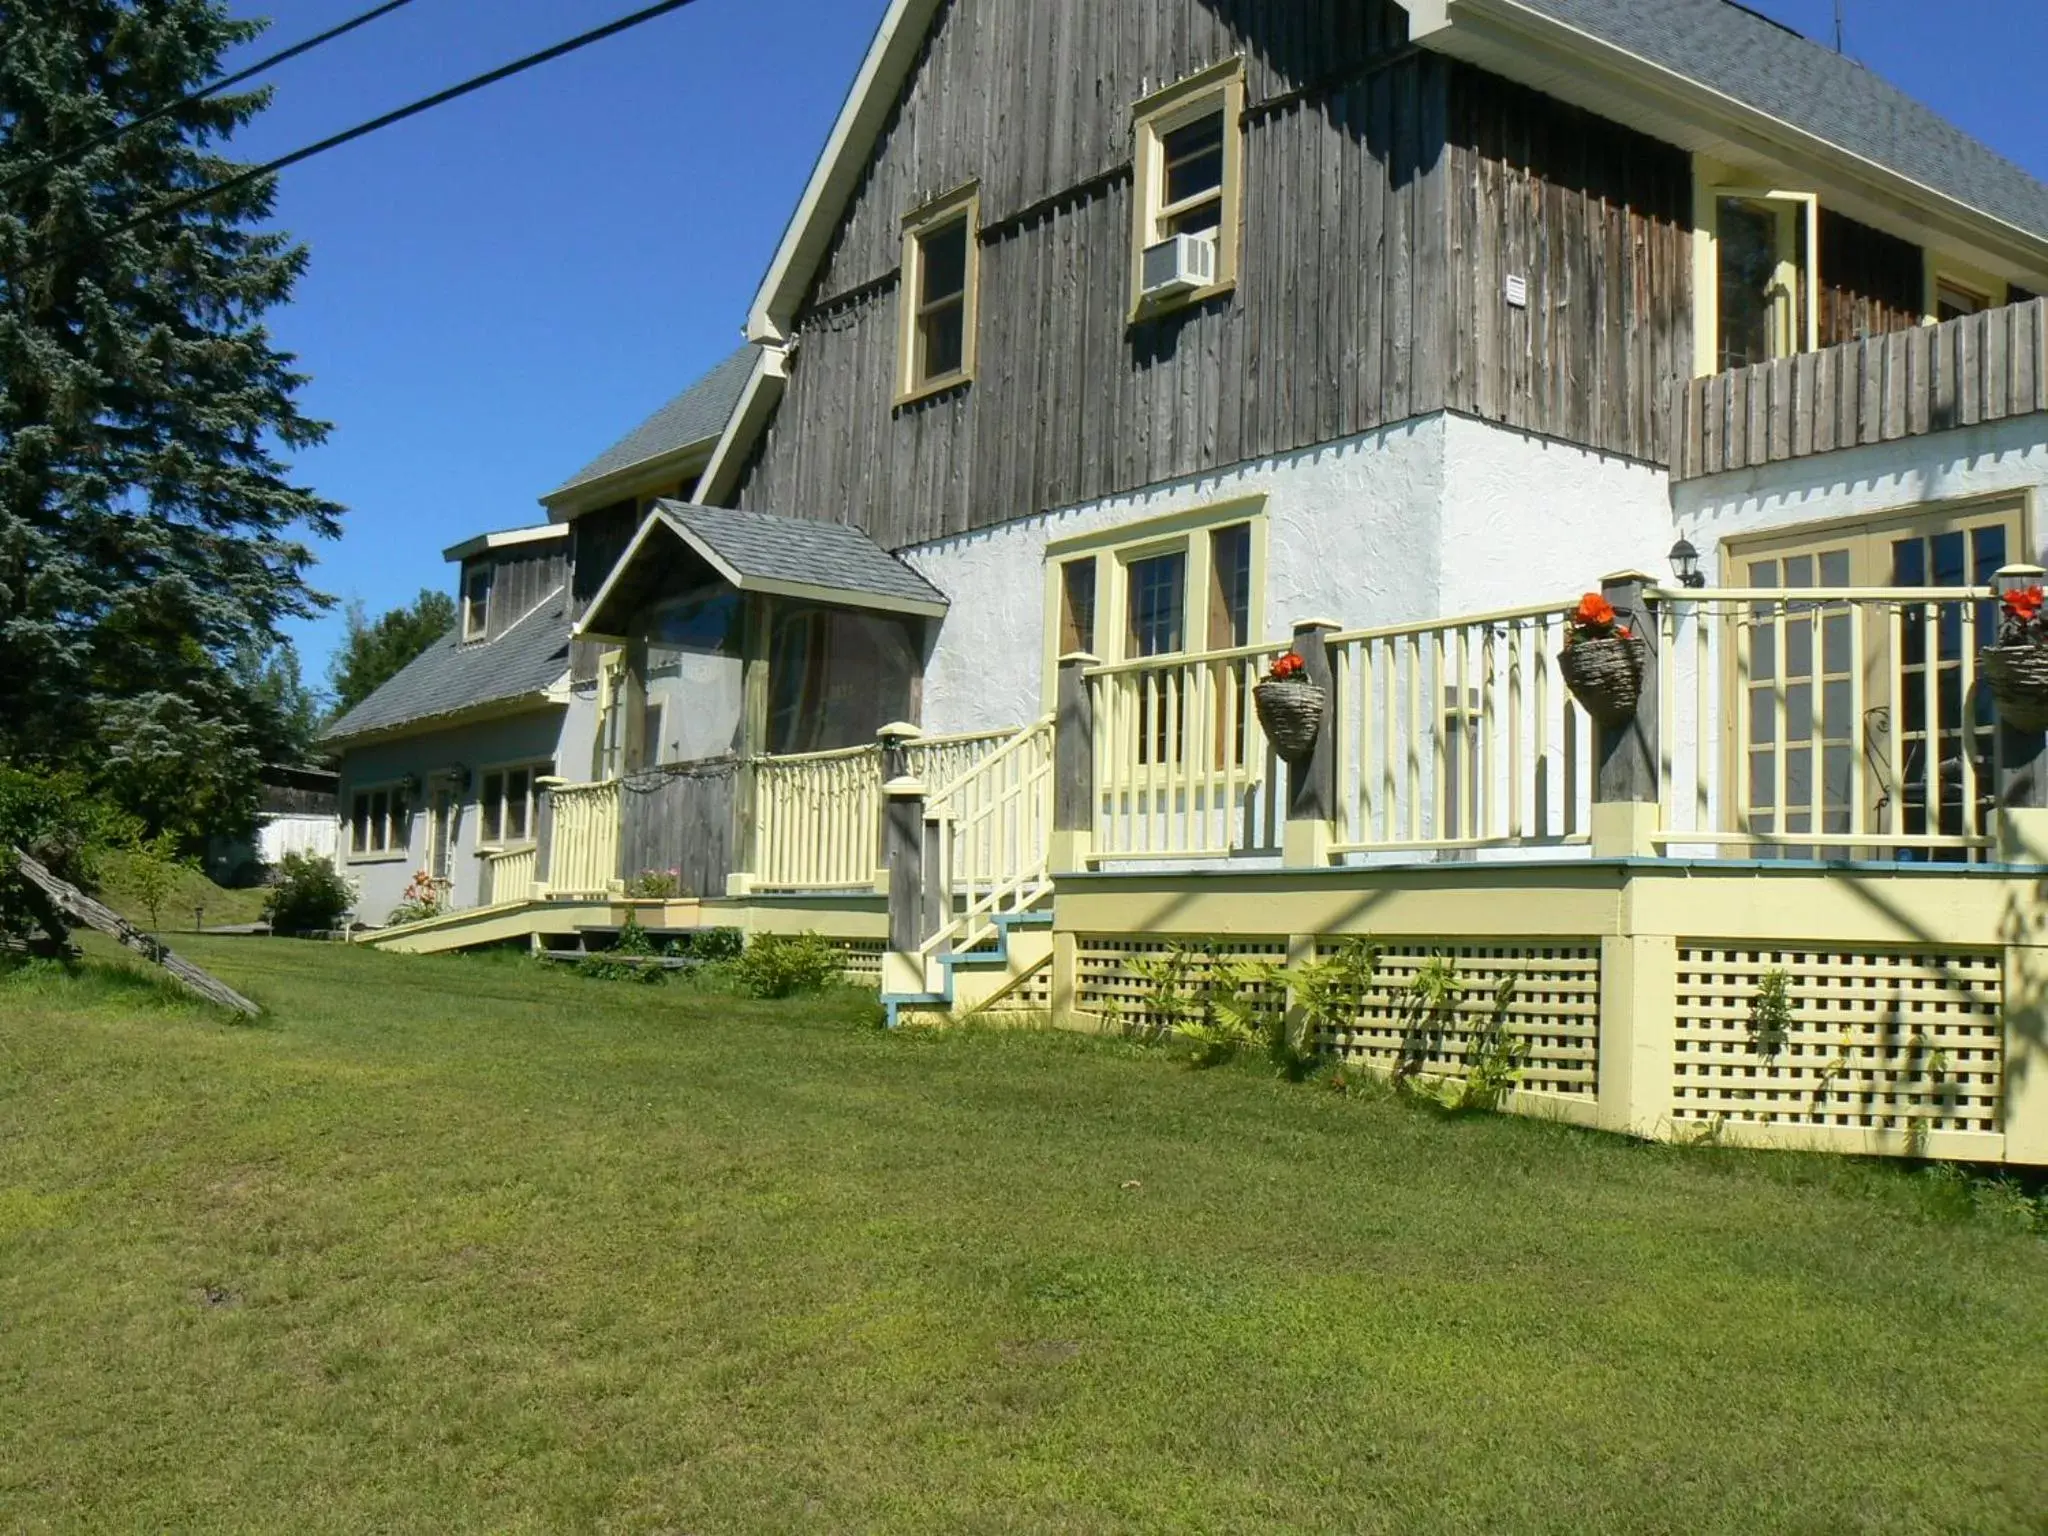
[546,779,622,897]
[1650,585,1998,859]
[749,728,1014,893]
[1326,601,1590,854]
[1087,641,1291,862]
[479,843,538,906]
[921,716,1056,956]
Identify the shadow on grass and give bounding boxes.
[0,951,265,1026]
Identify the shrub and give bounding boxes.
[731,932,846,999]
[125,833,191,933]
[264,853,355,935]
[581,916,667,984]
[679,927,742,962]
[624,868,682,900]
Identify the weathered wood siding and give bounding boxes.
[472,544,568,644]
[569,501,637,682]
[734,0,1693,550]
[1670,297,2048,481]
[616,757,738,899]
[1440,68,1693,462]
[1819,207,1924,347]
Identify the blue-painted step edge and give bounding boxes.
[880,908,1053,1028]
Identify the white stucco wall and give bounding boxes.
[1670,414,2048,575]
[336,708,568,925]
[904,412,1676,735]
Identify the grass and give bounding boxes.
[94,850,269,931]
[1,940,2044,1533]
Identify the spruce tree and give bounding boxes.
[0,1,341,844]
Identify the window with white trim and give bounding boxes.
[479,763,550,845]
[1130,60,1245,316]
[462,564,492,641]
[348,784,412,858]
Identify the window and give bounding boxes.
[1722,499,2026,857]
[1041,503,1265,717]
[1714,193,1814,371]
[463,564,492,641]
[766,605,920,756]
[1058,558,1097,655]
[898,185,980,401]
[1936,278,1991,322]
[348,784,412,858]
[479,764,548,845]
[1130,59,1245,315]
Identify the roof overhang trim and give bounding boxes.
[576,508,949,642]
[320,687,567,752]
[1408,0,2048,278]
[441,523,570,563]
[540,436,721,520]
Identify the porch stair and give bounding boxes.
[882,908,1054,1027]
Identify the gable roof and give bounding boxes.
[544,345,756,505]
[580,502,949,638]
[1487,0,2048,244]
[320,588,571,747]
[745,0,2048,344]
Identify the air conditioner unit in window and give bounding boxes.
[1140,232,1217,300]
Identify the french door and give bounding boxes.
[1726,500,2024,857]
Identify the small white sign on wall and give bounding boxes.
[1505,273,1529,309]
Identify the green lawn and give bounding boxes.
[95,850,270,931]
[2,940,2044,1533]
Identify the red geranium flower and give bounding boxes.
[2002,585,2045,624]
[1268,651,1307,681]
[1573,593,1616,629]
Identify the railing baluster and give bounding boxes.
[1922,601,1941,842]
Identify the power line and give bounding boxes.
[112,0,704,239]
[2,0,422,195]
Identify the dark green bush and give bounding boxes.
[730,932,846,999]
[264,853,354,935]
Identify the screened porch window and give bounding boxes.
[766,605,920,756]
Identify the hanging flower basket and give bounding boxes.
[1559,593,1647,727]
[1253,652,1325,765]
[1980,584,2048,731]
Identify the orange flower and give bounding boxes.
[1573,593,1616,629]
[1615,625,1633,640]
[2003,585,2045,624]
[1268,651,1306,681]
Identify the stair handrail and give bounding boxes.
[919,714,1057,958]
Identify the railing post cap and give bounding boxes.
[534,775,567,790]
[1290,617,1343,634]
[1057,650,1101,668]
[1995,563,2047,581]
[883,775,926,798]
[1599,569,1657,589]
[876,721,924,743]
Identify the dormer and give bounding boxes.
[440,524,570,646]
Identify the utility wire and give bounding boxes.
[111,0,703,238]
[2,0,421,194]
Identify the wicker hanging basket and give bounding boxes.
[1254,677,1326,764]
[1559,635,1648,727]
[1979,643,2048,732]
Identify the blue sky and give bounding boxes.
[221,0,2048,686]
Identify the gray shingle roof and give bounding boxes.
[655,502,950,611]
[547,346,756,500]
[320,588,570,745]
[1513,0,2048,243]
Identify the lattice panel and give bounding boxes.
[1075,937,1289,1034]
[1313,942,1602,1098]
[984,956,1053,1014]
[1672,946,2004,1134]
[830,939,885,988]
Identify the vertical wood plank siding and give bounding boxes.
[569,501,637,682]
[735,0,1693,551]
[1672,297,2048,481]
[1818,207,1925,348]
[474,545,568,644]
[616,759,738,899]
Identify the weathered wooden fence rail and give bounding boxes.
[1671,298,2048,482]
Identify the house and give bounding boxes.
[320,350,753,924]
[363,0,2048,1166]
